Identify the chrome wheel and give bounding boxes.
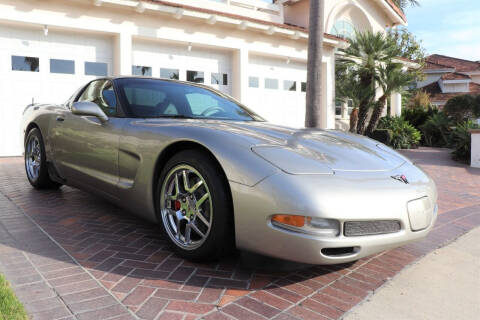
[160,165,213,250]
[26,135,42,181]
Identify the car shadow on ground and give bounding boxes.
[1,183,357,307]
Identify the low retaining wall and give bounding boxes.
[471,129,480,168]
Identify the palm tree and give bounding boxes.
[393,0,419,11]
[305,0,324,128]
[338,31,400,134]
[335,63,376,132]
[366,63,415,135]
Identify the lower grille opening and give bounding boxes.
[344,220,401,237]
[321,247,357,257]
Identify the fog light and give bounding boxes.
[271,215,339,237]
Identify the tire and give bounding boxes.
[24,128,62,189]
[156,149,233,261]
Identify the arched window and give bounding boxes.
[330,20,355,39]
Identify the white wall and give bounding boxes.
[284,0,397,33]
[417,73,443,88]
[440,81,470,93]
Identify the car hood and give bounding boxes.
[137,119,407,173]
[224,121,406,173]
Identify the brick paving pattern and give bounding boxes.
[0,147,479,320]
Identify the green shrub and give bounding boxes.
[402,106,438,128]
[475,95,480,118]
[377,116,421,149]
[450,120,479,163]
[443,95,477,123]
[419,112,451,147]
[370,129,393,145]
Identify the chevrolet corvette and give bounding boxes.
[21,77,437,264]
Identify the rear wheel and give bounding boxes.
[157,150,233,260]
[25,128,61,189]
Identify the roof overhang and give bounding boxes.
[90,0,347,48]
[424,68,456,74]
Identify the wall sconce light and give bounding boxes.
[286,57,291,65]
[43,25,48,36]
[136,1,145,13]
[187,42,192,52]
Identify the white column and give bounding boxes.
[232,48,249,103]
[341,101,349,119]
[390,92,402,117]
[113,32,132,76]
[320,55,335,129]
[471,130,480,168]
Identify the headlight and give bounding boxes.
[271,214,339,237]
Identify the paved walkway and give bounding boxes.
[0,147,479,320]
[345,226,480,320]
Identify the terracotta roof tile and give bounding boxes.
[424,61,455,70]
[426,54,480,72]
[384,0,407,22]
[441,73,471,80]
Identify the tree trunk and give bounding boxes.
[349,107,358,132]
[305,0,324,128]
[355,74,374,135]
[356,101,369,134]
[366,95,388,136]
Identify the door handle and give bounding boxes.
[56,116,65,122]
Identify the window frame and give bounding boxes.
[50,58,75,75]
[84,61,109,77]
[160,68,180,80]
[186,70,205,84]
[73,79,124,117]
[11,55,40,72]
[132,65,152,77]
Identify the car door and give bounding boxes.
[52,79,126,199]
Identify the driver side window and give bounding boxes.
[77,80,117,116]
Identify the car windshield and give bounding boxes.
[115,78,263,121]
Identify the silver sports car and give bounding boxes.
[21,77,438,264]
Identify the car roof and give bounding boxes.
[106,76,213,91]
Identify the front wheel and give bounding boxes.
[24,128,62,189]
[157,150,233,261]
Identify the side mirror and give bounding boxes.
[71,102,109,123]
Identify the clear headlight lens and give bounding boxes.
[271,215,340,237]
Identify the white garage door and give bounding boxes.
[0,24,113,156]
[132,40,232,95]
[246,55,307,128]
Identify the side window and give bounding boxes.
[77,80,117,116]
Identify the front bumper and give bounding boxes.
[231,162,438,265]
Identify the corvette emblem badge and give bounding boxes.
[391,174,409,184]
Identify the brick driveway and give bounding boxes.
[0,147,479,320]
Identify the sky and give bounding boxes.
[405,0,480,61]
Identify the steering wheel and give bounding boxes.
[200,106,224,117]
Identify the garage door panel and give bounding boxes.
[247,54,307,128]
[133,40,232,94]
[0,24,113,156]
